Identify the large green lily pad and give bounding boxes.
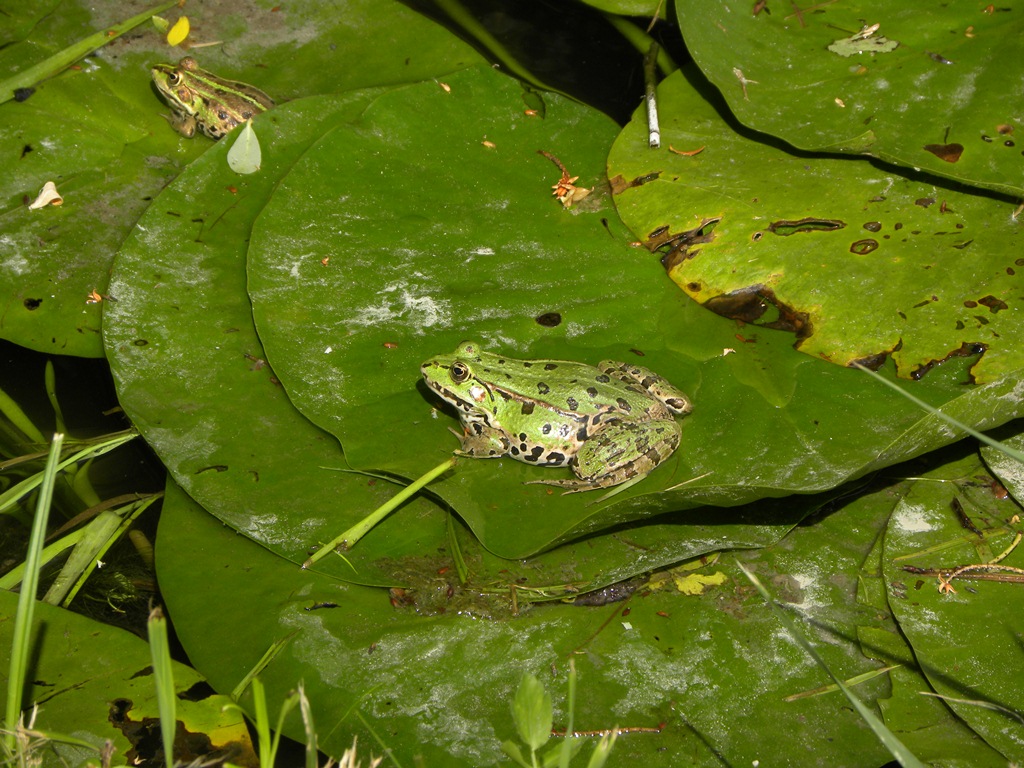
[102,75,832,590]
[675,0,1024,197]
[158,469,940,766]
[609,66,1023,384]
[0,0,481,357]
[240,64,1023,557]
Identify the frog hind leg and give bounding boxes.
[526,417,681,493]
[599,361,693,416]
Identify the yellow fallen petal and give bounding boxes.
[167,16,189,47]
[673,571,728,596]
[28,181,63,210]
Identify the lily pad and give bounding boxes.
[103,89,456,588]
[0,53,201,357]
[0,0,482,357]
[158,469,939,766]
[882,448,1024,761]
[0,591,253,766]
[102,81,835,592]
[608,66,1024,383]
[675,0,1024,197]
[242,64,1024,558]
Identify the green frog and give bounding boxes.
[150,56,275,140]
[421,342,692,492]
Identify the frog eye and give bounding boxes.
[167,72,181,86]
[450,362,470,383]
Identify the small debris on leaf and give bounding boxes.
[732,68,759,100]
[28,181,63,210]
[668,145,705,156]
[537,150,591,208]
[828,24,899,57]
[227,120,262,175]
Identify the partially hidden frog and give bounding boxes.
[421,342,692,492]
[150,56,275,140]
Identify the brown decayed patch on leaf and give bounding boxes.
[977,295,1009,313]
[923,143,964,163]
[910,341,987,381]
[702,284,812,337]
[608,172,662,195]
[644,217,721,270]
[766,217,845,236]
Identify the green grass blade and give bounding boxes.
[0,429,137,515]
[0,527,86,590]
[0,1,179,104]
[854,364,1024,462]
[147,606,177,768]
[48,494,160,607]
[4,433,63,755]
[296,683,318,768]
[584,731,617,768]
[250,678,272,768]
[557,660,577,768]
[0,386,46,445]
[304,456,456,564]
[445,511,469,584]
[230,633,298,701]
[43,362,66,436]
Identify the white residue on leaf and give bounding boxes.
[787,570,827,612]
[606,631,723,713]
[947,70,979,110]
[459,246,495,263]
[892,502,934,533]
[1,241,28,275]
[345,280,451,334]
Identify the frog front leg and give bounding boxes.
[527,417,681,492]
[450,423,510,459]
[163,112,198,138]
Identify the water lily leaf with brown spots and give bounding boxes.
[608,67,1023,383]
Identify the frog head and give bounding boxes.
[421,341,497,421]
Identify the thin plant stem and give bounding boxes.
[433,0,567,98]
[304,457,456,566]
